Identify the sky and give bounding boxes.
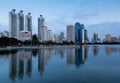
[0,0,120,39]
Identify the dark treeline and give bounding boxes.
[0,35,75,47]
[0,35,120,47]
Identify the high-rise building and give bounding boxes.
[9,9,17,38]
[54,34,59,42]
[67,25,75,42]
[81,24,85,43]
[105,34,112,42]
[75,22,82,42]
[48,30,52,41]
[38,15,45,41]
[93,32,98,42]
[84,29,88,42]
[18,10,24,39]
[59,31,65,41]
[25,13,32,37]
[42,26,48,41]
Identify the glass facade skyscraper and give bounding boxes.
[84,29,88,42]
[75,22,82,42]
[75,22,88,43]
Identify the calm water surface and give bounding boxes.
[0,45,120,83]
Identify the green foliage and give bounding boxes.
[0,37,18,46]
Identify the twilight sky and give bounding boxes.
[0,0,120,39]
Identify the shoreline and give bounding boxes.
[0,44,120,51]
[0,45,80,51]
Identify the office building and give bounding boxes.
[84,29,88,42]
[25,13,32,37]
[67,25,75,42]
[38,15,45,41]
[9,9,17,38]
[81,24,85,43]
[59,31,65,41]
[75,22,82,42]
[18,10,24,39]
[105,34,112,42]
[19,30,31,41]
[93,32,98,42]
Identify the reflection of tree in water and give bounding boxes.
[32,49,38,57]
[0,50,17,58]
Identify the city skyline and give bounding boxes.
[0,0,120,39]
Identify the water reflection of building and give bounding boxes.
[38,48,57,75]
[38,49,45,76]
[25,50,32,77]
[67,48,75,65]
[75,46,88,68]
[105,46,112,55]
[66,46,88,68]
[9,50,32,80]
[9,47,90,80]
[93,46,99,57]
[105,46,120,55]
[59,49,64,58]
[9,53,17,81]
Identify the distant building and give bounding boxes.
[93,32,99,42]
[48,30,52,41]
[38,15,45,41]
[54,34,59,42]
[42,26,48,42]
[104,34,120,43]
[9,9,17,38]
[105,34,112,42]
[18,10,24,39]
[84,29,89,42]
[59,31,65,41]
[19,30,31,41]
[0,31,9,37]
[67,25,75,42]
[81,24,85,43]
[25,13,32,37]
[111,37,118,42]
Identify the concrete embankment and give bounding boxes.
[0,45,80,51]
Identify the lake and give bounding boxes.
[0,45,120,83]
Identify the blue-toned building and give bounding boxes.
[75,22,82,42]
[84,29,88,42]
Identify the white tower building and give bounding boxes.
[9,9,17,38]
[67,25,75,42]
[38,15,45,41]
[81,24,85,43]
[17,10,24,39]
[25,13,32,38]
